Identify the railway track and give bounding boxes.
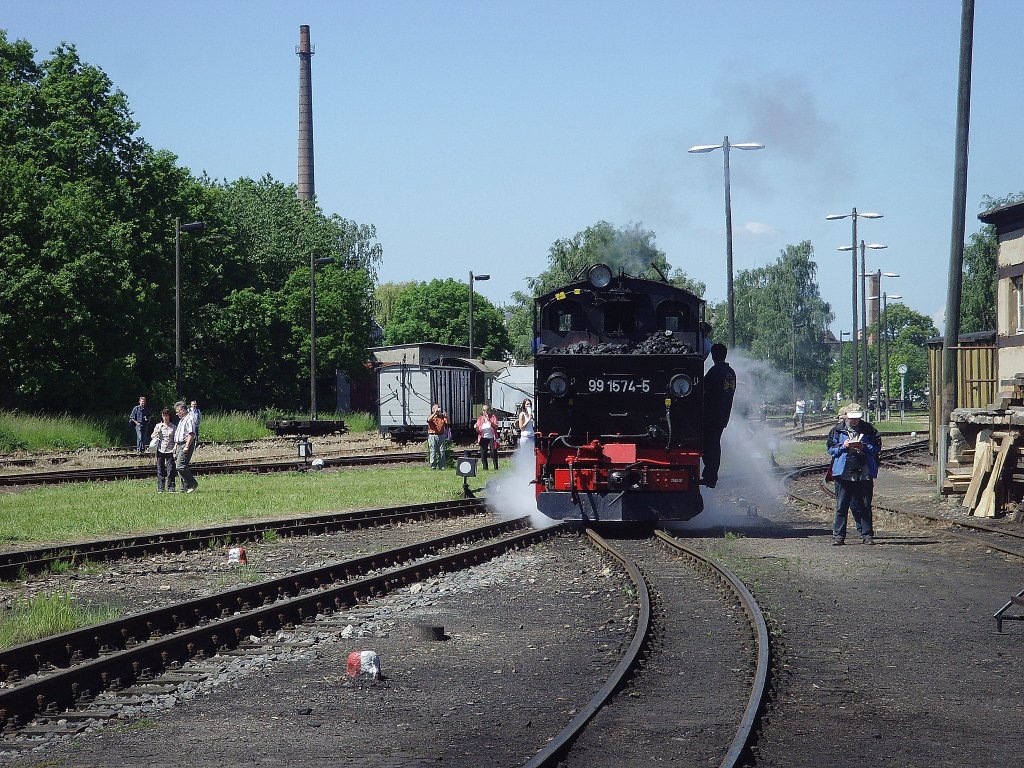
[0,514,555,744]
[0,498,486,581]
[0,447,517,487]
[525,529,770,768]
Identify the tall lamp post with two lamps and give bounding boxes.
[468,271,490,359]
[868,291,902,420]
[836,233,885,402]
[174,218,207,396]
[864,270,899,419]
[827,209,883,402]
[688,136,764,349]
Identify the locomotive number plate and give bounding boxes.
[587,377,651,394]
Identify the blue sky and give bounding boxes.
[7,1,1023,335]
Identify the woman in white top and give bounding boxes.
[517,398,535,446]
[151,408,177,493]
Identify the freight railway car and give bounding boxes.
[533,263,707,522]
[377,360,534,444]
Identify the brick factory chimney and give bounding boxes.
[297,24,315,202]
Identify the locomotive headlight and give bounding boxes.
[546,372,570,397]
[669,374,694,398]
[587,264,613,289]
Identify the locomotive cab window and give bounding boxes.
[544,300,583,335]
[656,301,694,333]
[603,301,636,336]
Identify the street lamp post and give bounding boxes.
[468,271,490,359]
[792,318,805,406]
[864,270,898,420]
[828,210,883,403]
[839,330,851,401]
[174,218,207,396]
[869,292,903,420]
[310,254,336,420]
[689,136,765,349]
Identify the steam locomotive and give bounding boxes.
[533,263,707,523]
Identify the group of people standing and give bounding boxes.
[130,396,201,493]
[425,398,535,472]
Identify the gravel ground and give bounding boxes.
[0,512,506,617]
[4,430,1023,767]
[694,454,1024,768]
[3,536,635,768]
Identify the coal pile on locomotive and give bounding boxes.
[531,263,709,524]
[540,329,697,356]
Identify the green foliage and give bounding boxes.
[374,280,417,334]
[383,278,511,360]
[0,33,383,414]
[0,592,120,650]
[0,410,120,451]
[0,33,190,410]
[733,241,834,395]
[504,221,704,361]
[0,466,469,545]
[341,411,377,432]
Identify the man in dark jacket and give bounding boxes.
[129,396,152,455]
[826,403,881,545]
[701,343,736,488]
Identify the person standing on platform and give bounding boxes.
[701,343,736,489]
[189,399,202,443]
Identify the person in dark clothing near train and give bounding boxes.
[701,343,736,488]
[826,404,881,545]
[129,396,152,455]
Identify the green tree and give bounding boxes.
[505,221,705,361]
[374,280,417,334]
[383,279,511,360]
[0,32,191,409]
[733,241,834,398]
[880,302,937,398]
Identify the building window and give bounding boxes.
[1014,276,1024,334]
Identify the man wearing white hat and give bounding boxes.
[826,404,881,545]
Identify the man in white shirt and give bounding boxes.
[173,401,199,493]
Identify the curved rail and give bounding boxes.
[524,527,771,768]
[654,530,771,768]
[522,529,651,768]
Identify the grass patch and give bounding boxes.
[0,464,470,546]
[772,441,826,465]
[0,592,120,650]
[340,411,377,433]
[199,411,273,442]
[0,410,121,452]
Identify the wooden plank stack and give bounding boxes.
[944,374,1024,517]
